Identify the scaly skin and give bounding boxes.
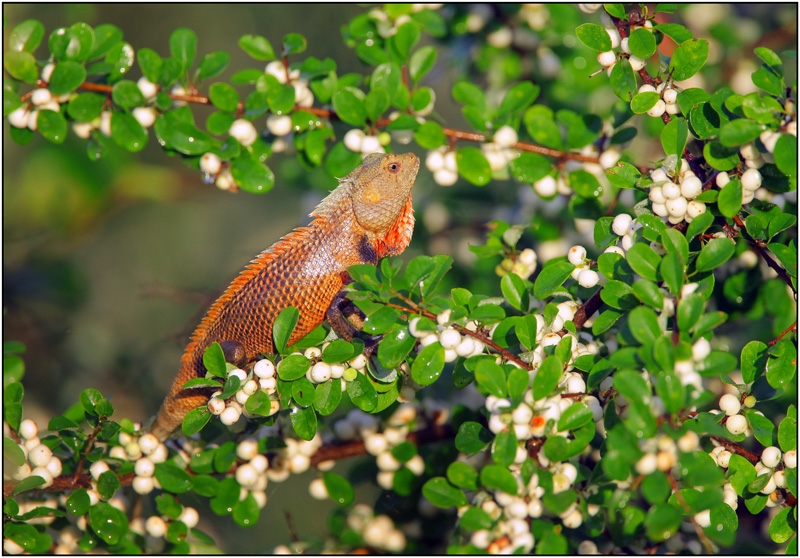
[149,153,419,440]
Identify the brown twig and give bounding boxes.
[732,215,797,296]
[769,322,797,346]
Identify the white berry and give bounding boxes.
[761,446,782,468]
[137,77,158,99]
[31,88,53,106]
[229,119,258,146]
[629,55,645,72]
[680,175,703,199]
[577,268,599,288]
[493,125,518,148]
[612,214,633,236]
[719,393,741,416]
[28,444,53,467]
[568,245,586,265]
[132,106,157,128]
[200,152,222,175]
[220,406,242,426]
[267,114,293,136]
[741,168,762,191]
[662,88,678,104]
[135,457,155,478]
[725,414,747,435]
[597,51,616,68]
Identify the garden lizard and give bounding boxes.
[149,152,419,441]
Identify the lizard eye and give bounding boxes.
[388,162,400,173]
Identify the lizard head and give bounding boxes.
[349,152,419,256]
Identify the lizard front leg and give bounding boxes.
[326,290,381,356]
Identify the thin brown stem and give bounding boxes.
[769,322,797,346]
[733,215,797,296]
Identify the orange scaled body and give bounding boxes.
[149,153,419,440]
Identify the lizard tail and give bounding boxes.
[149,362,209,441]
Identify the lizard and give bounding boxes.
[149,152,420,441]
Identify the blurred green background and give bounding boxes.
[3,4,796,552]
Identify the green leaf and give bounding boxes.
[239,34,275,61]
[499,82,539,116]
[170,28,197,73]
[111,80,144,110]
[768,507,795,544]
[277,355,310,381]
[717,179,743,218]
[48,61,87,95]
[4,437,26,467]
[332,88,366,126]
[569,169,603,198]
[68,93,105,122]
[456,147,492,186]
[609,58,637,101]
[197,51,230,81]
[628,306,661,345]
[481,464,519,495]
[492,429,518,468]
[96,470,121,500]
[201,342,227,378]
[110,112,147,152]
[576,23,612,51]
[291,377,316,408]
[232,493,260,527]
[778,412,797,452]
[686,211,714,240]
[4,51,38,83]
[154,463,193,493]
[49,22,95,62]
[323,471,355,506]
[601,279,638,310]
[720,119,766,147]
[628,28,657,59]
[283,33,307,55]
[475,359,507,398]
[660,117,689,156]
[626,243,662,282]
[408,46,437,84]
[105,42,135,83]
[232,156,276,194]
[632,279,664,309]
[153,114,212,155]
[533,355,562,400]
[509,151,552,184]
[413,120,446,150]
[182,407,211,436]
[9,19,45,53]
[696,350,738,377]
[746,409,775,447]
[641,471,671,504]
[137,48,162,83]
[752,66,783,96]
[67,489,91,516]
[411,342,445,387]
[209,82,240,112]
[631,92,660,114]
[455,421,493,454]
[695,237,736,272]
[741,340,768,384]
[346,372,377,412]
[766,339,796,390]
[289,405,317,440]
[774,134,797,177]
[422,477,468,508]
[533,261,574,299]
[558,402,593,431]
[452,81,485,109]
[500,273,528,311]
[88,502,128,545]
[677,293,704,332]
[645,502,683,541]
[88,24,123,60]
[703,139,741,171]
[655,23,693,44]
[524,105,562,149]
[669,39,709,81]
[37,110,68,144]
[447,462,479,491]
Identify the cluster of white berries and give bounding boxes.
[638,82,681,118]
[207,358,281,427]
[109,432,168,495]
[341,503,407,552]
[634,431,698,478]
[343,128,390,156]
[495,247,538,280]
[409,310,487,364]
[4,419,63,489]
[532,144,618,199]
[647,159,707,224]
[595,20,654,77]
[332,404,450,491]
[425,147,459,186]
[717,167,763,206]
[140,504,200,553]
[567,244,600,288]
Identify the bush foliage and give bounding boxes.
[3,3,797,555]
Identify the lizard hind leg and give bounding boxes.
[219,340,249,369]
[326,290,381,357]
